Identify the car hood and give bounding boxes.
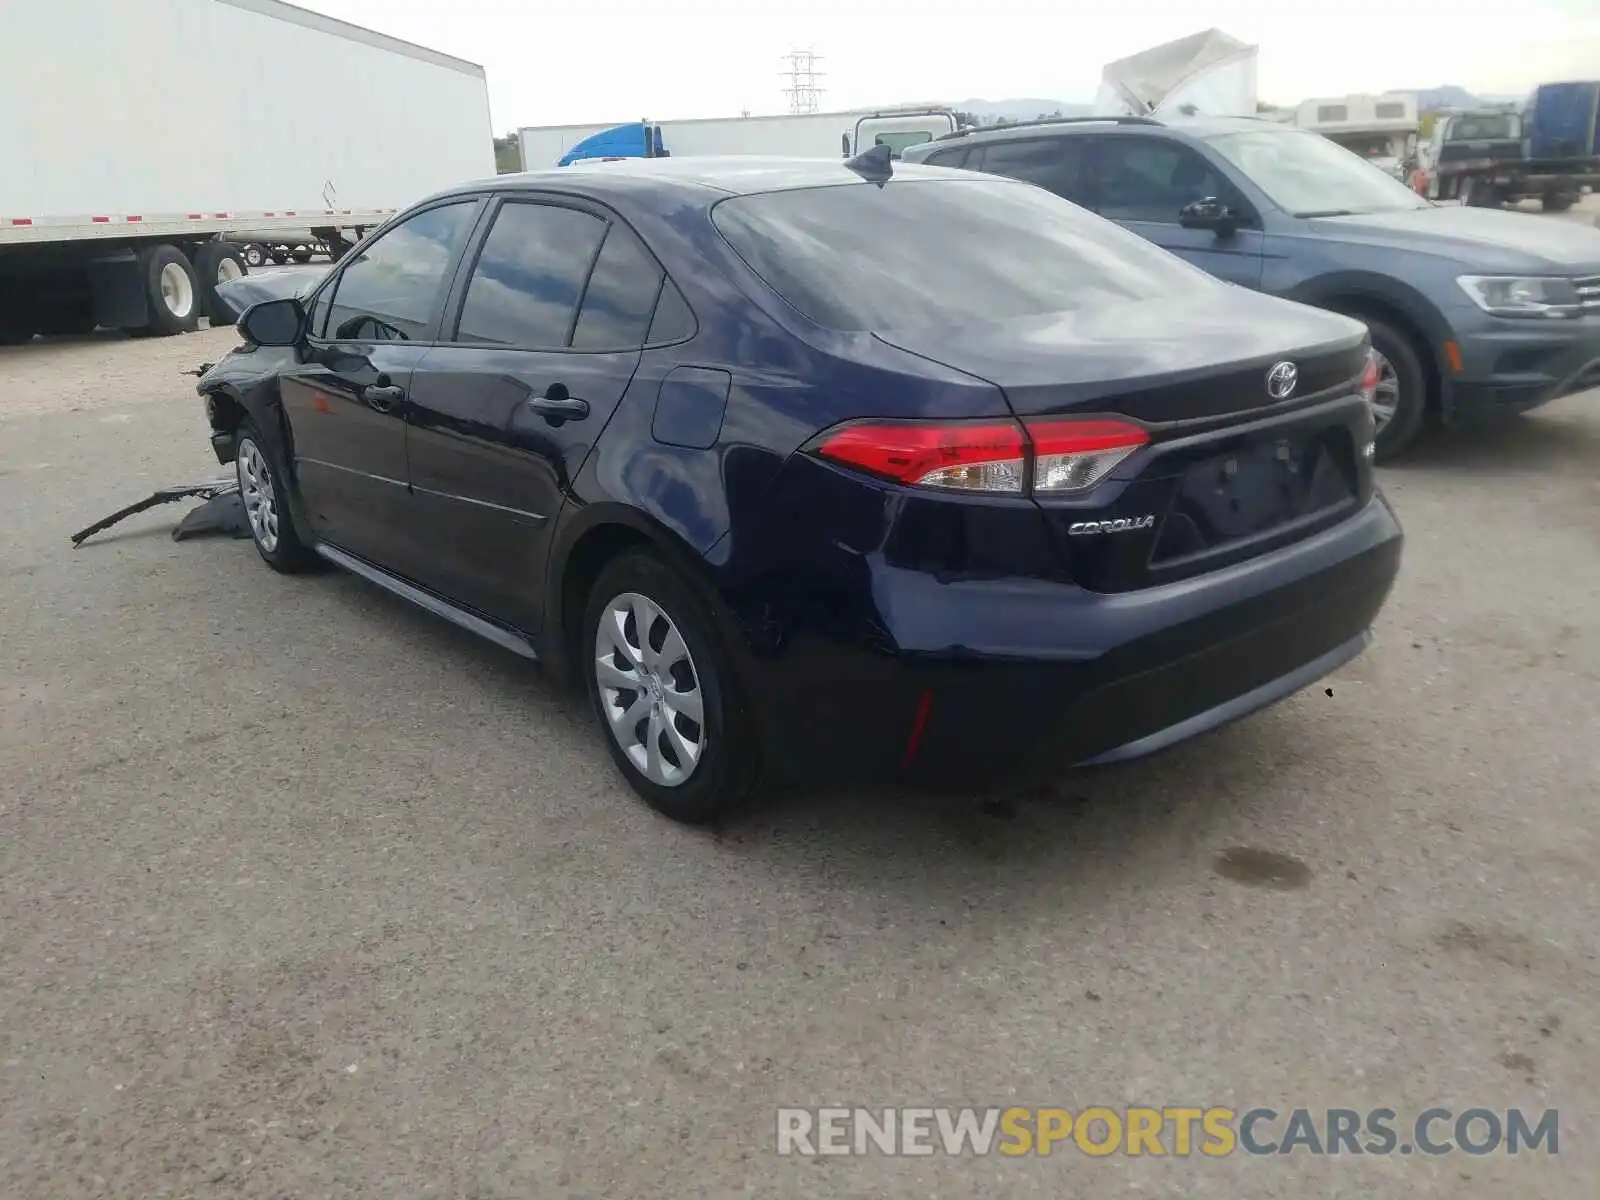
[1306,206,1600,273]
[212,265,329,322]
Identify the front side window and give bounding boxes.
[712,177,1221,333]
[1088,138,1240,223]
[1204,128,1430,217]
[318,201,477,342]
[454,202,607,348]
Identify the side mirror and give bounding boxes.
[841,132,852,157]
[1179,196,1241,237]
[239,297,304,346]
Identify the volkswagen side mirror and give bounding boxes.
[1179,197,1240,238]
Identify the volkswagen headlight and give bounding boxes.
[1456,275,1582,319]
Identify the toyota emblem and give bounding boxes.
[1266,361,1299,400]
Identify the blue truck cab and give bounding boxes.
[1525,81,1600,162]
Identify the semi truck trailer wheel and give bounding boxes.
[133,244,201,336]
[240,243,267,268]
[193,241,248,326]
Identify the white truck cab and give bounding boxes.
[849,110,962,158]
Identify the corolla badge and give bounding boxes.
[1266,360,1299,400]
[1068,515,1156,536]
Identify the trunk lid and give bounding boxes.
[873,291,1369,421]
[874,294,1375,592]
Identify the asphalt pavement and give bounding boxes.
[2,304,1598,1197]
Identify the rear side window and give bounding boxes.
[455,202,606,348]
[971,138,1087,204]
[571,224,664,350]
[712,178,1218,333]
[647,280,696,343]
[922,146,970,168]
[318,201,477,341]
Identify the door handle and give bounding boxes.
[526,394,590,424]
[362,383,406,412]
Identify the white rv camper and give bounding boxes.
[1093,29,1260,120]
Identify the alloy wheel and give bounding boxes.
[593,591,706,787]
[237,437,279,552]
[1369,350,1401,434]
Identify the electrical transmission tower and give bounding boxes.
[781,48,824,114]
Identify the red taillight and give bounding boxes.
[814,416,1148,495]
[816,419,1028,493]
[1360,350,1380,400]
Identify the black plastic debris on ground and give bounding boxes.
[70,479,246,547]
[172,490,251,541]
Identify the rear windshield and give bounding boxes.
[711,178,1221,332]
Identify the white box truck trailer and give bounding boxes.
[0,0,494,341]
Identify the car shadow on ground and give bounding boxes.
[1387,406,1600,477]
[304,534,1342,915]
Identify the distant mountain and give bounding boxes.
[1406,85,1528,111]
[950,98,1096,124]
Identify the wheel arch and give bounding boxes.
[544,503,723,688]
[204,379,317,545]
[1285,273,1449,414]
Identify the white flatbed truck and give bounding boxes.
[0,0,494,342]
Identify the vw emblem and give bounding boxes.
[1266,361,1299,400]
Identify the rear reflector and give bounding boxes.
[814,416,1148,495]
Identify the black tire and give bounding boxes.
[235,419,316,573]
[1359,316,1429,462]
[1542,193,1576,213]
[1461,176,1502,208]
[241,243,267,268]
[133,244,201,336]
[194,242,248,326]
[582,550,757,824]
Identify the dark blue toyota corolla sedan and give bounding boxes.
[197,155,1403,822]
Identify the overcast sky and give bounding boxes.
[300,0,1600,131]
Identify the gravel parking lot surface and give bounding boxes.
[3,281,1599,1195]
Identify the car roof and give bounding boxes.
[906,114,1296,156]
[436,155,966,205]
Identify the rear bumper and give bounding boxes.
[739,491,1403,790]
[1446,315,1600,424]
